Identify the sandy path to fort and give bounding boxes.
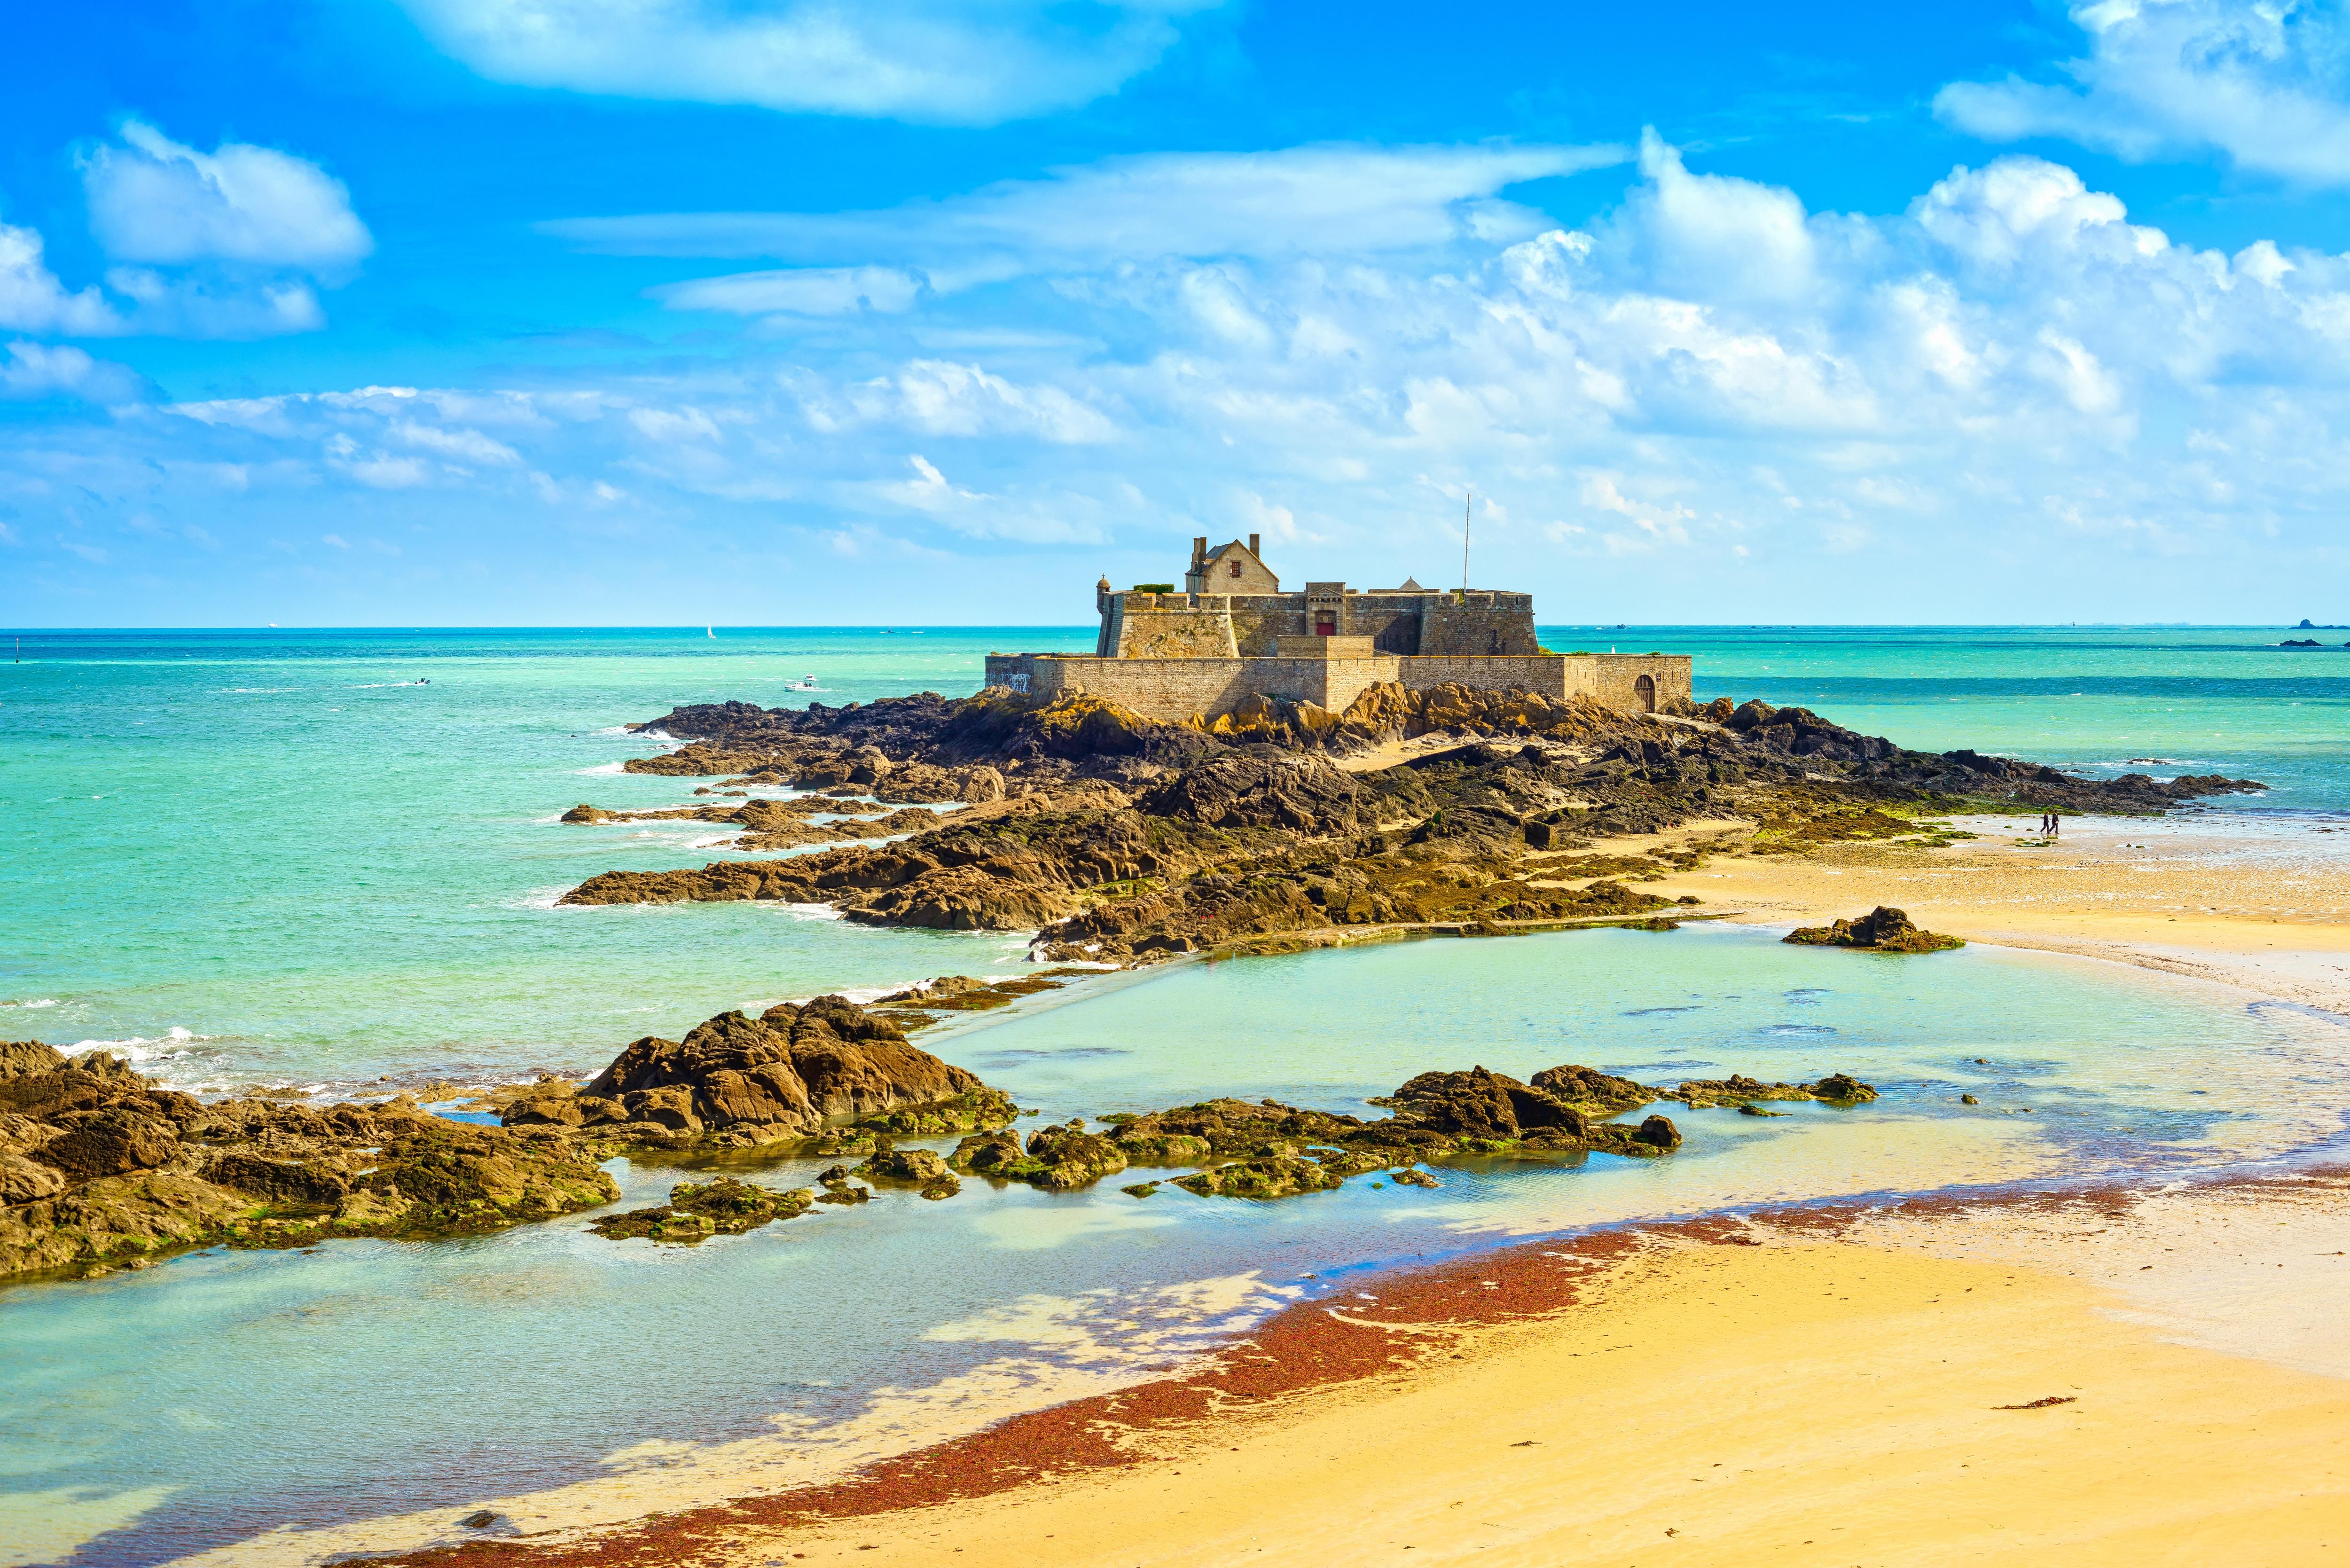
[1645,808,2350,1016]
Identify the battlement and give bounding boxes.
[1016,539,1691,721]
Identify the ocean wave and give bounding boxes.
[68,1027,220,1066]
[1,997,61,1009]
[575,760,628,776]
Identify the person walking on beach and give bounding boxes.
[2048,810,2060,839]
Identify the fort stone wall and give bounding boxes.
[983,649,1694,722]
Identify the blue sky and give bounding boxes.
[10,0,2350,626]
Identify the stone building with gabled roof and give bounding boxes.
[1183,534,1280,595]
[988,538,1689,722]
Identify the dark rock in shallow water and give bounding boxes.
[1175,1154,1344,1199]
[588,1177,813,1243]
[1660,1073,1880,1108]
[950,1119,1128,1191]
[1785,906,1963,954]
[853,1146,964,1199]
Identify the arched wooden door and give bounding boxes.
[1634,673,1656,712]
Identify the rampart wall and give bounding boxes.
[982,650,1695,722]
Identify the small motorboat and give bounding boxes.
[794,674,818,690]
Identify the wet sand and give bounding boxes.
[1645,809,2350,1015]
[403,1174,2350,1568]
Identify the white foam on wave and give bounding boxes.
[509,888,572,911]
[2,998,61,1009]
[70,1025,208,1062]
[575,760,627,776]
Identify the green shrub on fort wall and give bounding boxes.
[1130,583,1175,593]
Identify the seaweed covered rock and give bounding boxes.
[1785,906,1963,954]
[1658,1073,1880,1108]
[853,1146,963,1199]
[1379,1065,1621,1145]
[950,1120,1128,1191]
[571,996,1017,1147]
[589,1177,814,1243]
[0,1052,620,1283]
[1174,1155,1344,1199]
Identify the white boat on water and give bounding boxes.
[794,674,818,690]
[706,626,714,638]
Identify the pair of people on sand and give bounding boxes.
[2038,810,2061,838]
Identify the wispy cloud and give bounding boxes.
[1936,0,2350,184]
[652,266,925,316]
[394,0,1226,126]
[549,142,1628,285]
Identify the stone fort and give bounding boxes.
[985,535,1692,724]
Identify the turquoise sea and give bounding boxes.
[5,626,2350,1566]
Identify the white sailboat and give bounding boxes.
[706,626,715,638]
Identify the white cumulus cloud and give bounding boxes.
[83,122,373,268]
[394,0,1224,126]
[1936,0,2350,184]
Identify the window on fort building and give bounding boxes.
[1228,560,1241,578]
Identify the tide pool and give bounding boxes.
[4,925,2346,1567]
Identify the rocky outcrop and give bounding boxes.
[564,996,1018,1149]
[1785,907,1964,954]
[562,680,2259,960]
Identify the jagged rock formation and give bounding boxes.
[505,996,1018,1150]
[1785,907,1964,954]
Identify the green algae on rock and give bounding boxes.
[1784,906,1964,954]
[1659,1073,1881,1108]
[588,1177,815,1244]
[0,1043,618,1283]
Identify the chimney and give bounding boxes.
[1248,532,1261,557]
[1192,536,1207,565]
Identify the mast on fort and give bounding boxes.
[992,538,1688,722]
